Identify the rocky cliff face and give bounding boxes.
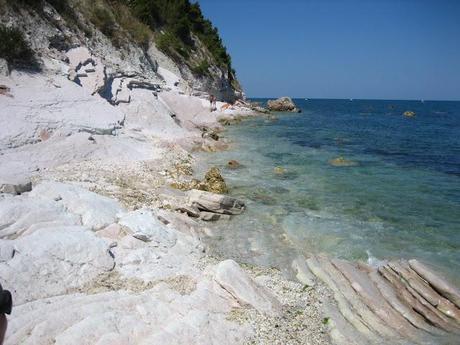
[0,0,243,102]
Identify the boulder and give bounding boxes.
[188,189,245,215]
[214,260,282,315]
[0,176,32,195]
[267,97,300,113]
[202,167,228,194]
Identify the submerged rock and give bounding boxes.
[403,110,416,117]
[227,160,241,169]
[267,97,300,113]
[273,166,286,175]
[328,156,358,167]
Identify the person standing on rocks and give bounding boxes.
[209,94,217,112]
[0,283,11,344]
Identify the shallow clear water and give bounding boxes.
[197,99,460,283]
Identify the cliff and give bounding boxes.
[0,0,243,101]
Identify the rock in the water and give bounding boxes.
[403,110,416,117]
[214,260,282,315]
[328,156,358,167]
[0,176,32,195]
[273,166,286,175]
[188,189,245,215]
[202,167,228,194]
[267,97,300,112]
[227,160,241,169]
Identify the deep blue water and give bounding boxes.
[198,99,460,282]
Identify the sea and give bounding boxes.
[196,99,460,283]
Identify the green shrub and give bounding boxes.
[156,31,189,60]
[191,60,210,77]
[91,6,117,38]
[112,3,152,49]
[0,25,37,68]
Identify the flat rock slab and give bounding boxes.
[188,189,245,215]
[213,259,282,316]
[0,226,114,305]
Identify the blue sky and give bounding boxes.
[198,0,460,100]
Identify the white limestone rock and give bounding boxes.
[66,47,106,95]
[213,259,282,316]
[0,175,32,195]
[291,255,316,287]
[30,181,122,230]
[0,226,114,304]
[0,73,125,151]
[0,194,80,239]
[118,208,176,247]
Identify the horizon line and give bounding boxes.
[247,96,460,102]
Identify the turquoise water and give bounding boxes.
[197,99,460,282]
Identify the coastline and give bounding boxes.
[0,3,459,343]
[193,111,460,345]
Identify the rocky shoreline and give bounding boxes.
[2,62,460,345]
[1,2,459,344]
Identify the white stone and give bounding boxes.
[118,209,177,248]
[0,226,114,304]
[213,259,282,315]
[29,182,122,230]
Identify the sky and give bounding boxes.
[198,0,460,101]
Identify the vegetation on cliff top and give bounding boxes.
[2,0,234,79]
[125,0,233,71]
